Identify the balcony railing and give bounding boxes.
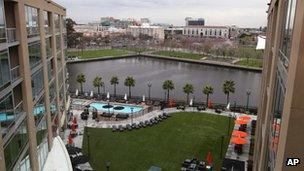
[11,65,20,82]
[6,28,17,43]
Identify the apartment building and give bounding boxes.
[128,23,165,40]
[253,0,304,170]
[183,26,229,39]
[0,0,68,171]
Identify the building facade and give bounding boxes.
[185,17,205,26]
[183,26,229,39]
[128,24,165,40]
[0,0,68,171]
[253,0,304,170]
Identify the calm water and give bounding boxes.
[68,56,261,107]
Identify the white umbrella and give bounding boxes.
[189,98,193,106]
[124,94,127,100]
[107,92,110,99]
[226,102,230,110]
[90,91,93,98]
[75,89,79,96]
[142,94,146,102]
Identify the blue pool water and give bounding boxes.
[89,102,143,114]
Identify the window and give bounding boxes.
[31,69,44,100]
[280,0,297,61]
[0,93,14,137]
[0,0,6,43]
[47,59,54,81]
[43,11,50,34]
[54,14,60,33]
[57,51,62,70]
[0,51,10,88]
[28,41,41,69]
[4,119,28,171]
[25,6,39,37]
[56,34,62,51]
[45,37,52,58]
[58,70,63,89]
[33,95,46,125]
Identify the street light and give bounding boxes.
[106,161,111,171]
[246,90,251,110]
[147,82,152,100]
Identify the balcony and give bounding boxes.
[6,28,17,43]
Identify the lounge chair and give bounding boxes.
[112,125,117,132]
[126,124,132,131]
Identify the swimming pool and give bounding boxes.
[89,102,143,114]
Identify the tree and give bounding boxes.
[76,73,86,93]
[110,76,119,97]
[162,80,175,102]
[223,80,235,105]
[183,83,194,104]
[124,76,135,98]
[93,76,102,95]
[66,18,83,48]
[203,85,214,106]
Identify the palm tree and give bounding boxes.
[76,73,86,93]
[223,80,235,105]
[183,83,194,104]
[110,76,119,97]
[124,76,135,98]
[93,76,102,95]
[203,85,214,107]
[162,80,175,101]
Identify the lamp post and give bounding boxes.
[131,107,134,124]
[147,82,152,100]
[246,90,251,110]
[106,161,111,171]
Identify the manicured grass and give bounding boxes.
[235,58,263,68]
[82,112,233,171]
[153,51,204,60]
[68,49,134,59]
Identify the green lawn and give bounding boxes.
[68,49,134,59]
[82,112,233,171]
[152,51,204,60]
[235,58,263,68]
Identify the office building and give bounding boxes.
[185,17,205,26]
[183,26,229,39]
[0,0,69,170]
[253,0,304,170]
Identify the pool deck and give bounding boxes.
[64,107,256,171]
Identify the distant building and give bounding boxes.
[164,26,184,39]
[140,18,150,24]
[183,26,229,39]
[185,17,205,26]
[127,23,165,40]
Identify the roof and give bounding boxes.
[185,25,228,29]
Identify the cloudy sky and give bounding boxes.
[55,0,268,28]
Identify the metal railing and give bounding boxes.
[10,65,20,82]
[6,28,17,43]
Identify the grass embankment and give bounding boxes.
[68,49,134,59]
[235,58,263,68]
[152,51,204,60]
[83,112,233,171]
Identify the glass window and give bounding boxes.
[31,69,44,100]
[4,119,28,170]
[57,51,62,70]
[54,14,60,33]
[25,6,39,37]
[0,51,10,88]
[43,11,50,34]
[56,34,61,51]
[280,0,297,60]
[0,93,14,137]
[28,41,41,69]
[33,95,46,125]
[45,37,52,58]
[0,0,6,43]
[47,58,54,81]
[58,70,63,88]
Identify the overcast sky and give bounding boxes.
[55,0,268,28]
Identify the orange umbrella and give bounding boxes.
[73,117,77,124]
[238,115,251,120]
[205,151,213,165]
[68,135,73,145]
[71,123,77,131]
[232,130,248,137]
[235,119,249,125]
[231,137,247,145]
